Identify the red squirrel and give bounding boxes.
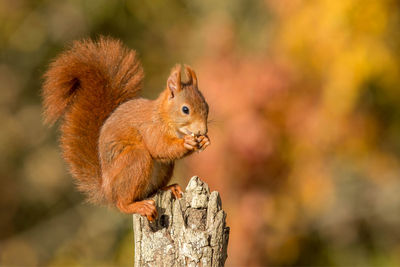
[42,36,210,221]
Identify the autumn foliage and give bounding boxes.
[1,0,400,266]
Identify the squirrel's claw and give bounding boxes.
[117,199,158,221]
[142,200,158,221]
[184,135,198,151]
[184,134,210,152]
[197,135,211,151]
[161,183,183,199]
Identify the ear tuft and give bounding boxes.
[167,64,182,98]
[184,65,198,88]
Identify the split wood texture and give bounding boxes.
[133,176,230,266]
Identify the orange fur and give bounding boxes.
[42,36,209,218]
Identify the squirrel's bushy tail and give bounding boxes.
[42,36,144,204]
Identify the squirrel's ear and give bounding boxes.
[184,65,198,88]
[167,65,182,98]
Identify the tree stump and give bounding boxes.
[133,176,230,266]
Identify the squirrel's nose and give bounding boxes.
[196,125,207,136]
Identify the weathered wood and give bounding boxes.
[133,176,230,267]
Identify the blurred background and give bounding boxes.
[1,0,400,266]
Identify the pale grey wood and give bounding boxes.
[133,176,230,267]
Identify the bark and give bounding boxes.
[133,176,230,267]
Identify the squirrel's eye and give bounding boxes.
[182,106,190,114]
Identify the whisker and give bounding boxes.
[207,118,221,125]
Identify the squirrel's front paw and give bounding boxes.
[196,135,211,151]
[183,134,198,151]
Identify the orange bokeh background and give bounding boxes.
[1,0,400,266]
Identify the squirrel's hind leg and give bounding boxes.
[100,143,158,220]
[117,199,157,221]
[161,184,183,199]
